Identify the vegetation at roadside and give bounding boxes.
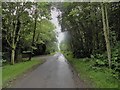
[2,57,44,87]
[1,2,120,89]
[0,67,2,89]
[2,2,57,65]
[1,2,57,88]
[59,2,120,88]
[64,52,119,88]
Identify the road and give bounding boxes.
[11,53,86,88]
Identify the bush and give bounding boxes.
[91,43,120,80]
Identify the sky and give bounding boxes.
[50,7,64,51]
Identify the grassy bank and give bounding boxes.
[2,57,45,87]
[64,54,119,88]
[0,67,2,89]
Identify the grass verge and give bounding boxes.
[64,54,119,88]
[2,57,45,87]
[0,67,2,89]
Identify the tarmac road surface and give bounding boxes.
[11,52,85,88]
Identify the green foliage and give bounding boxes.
[60,38,70,52]
[36,19,56,43]
[90,41,120,79]
[59,2,120,80]
[60,2,120,58]
[2,57,44,87]
[95,59,106,67]
[21,19,56,52]
[2,2,57,63]
[64,51,119,88]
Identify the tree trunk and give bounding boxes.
[29,3,38,60]
[101,3,111,68]
[105,4,111,68]
[11,36,15,65]
[11,48,15,65]
[11,21,16,65]
[105,4,110,37]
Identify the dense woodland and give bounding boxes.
[60,2,120,79]
[2,2,57,65]
[1,2,120,88]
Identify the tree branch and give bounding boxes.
[5,36,12,48]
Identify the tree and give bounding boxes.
[101,2,111,68]
[58,2,119,70]
[28,3,38,60]
[28,2,52,60]
[2,2,34,64]
[2,2,56,64]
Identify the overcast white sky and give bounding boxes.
[50,7,64,50]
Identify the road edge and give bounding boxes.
[3,59,46,88]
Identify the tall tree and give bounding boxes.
[29,3,38,60]
[101,3,111,68]
[2,2,34,64]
